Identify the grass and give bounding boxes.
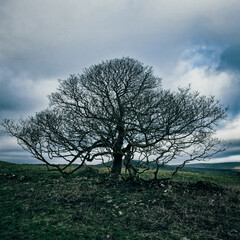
[0,161,240,239]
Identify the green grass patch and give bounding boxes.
[0,161,240,239]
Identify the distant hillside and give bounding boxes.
[95,160,240,176]
[1,160,240,176]
[95,160,240,169]
[168,162,240,176]
[185,162,240,169]
[0,160,16,166]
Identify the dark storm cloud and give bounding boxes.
[0,0,239,81]
[214,139,240,159]
[218,45,240,72]
[0,131,5,137]
[224,92,240,116]
[1,0,240,163]
[0,78,37,113]
[0,149,36,164]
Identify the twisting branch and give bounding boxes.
[2,57,228,176]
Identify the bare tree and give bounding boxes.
[2,57,227,177]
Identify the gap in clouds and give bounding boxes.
[163,45,240,114]
[161,45,240,163]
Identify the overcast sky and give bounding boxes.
[1,0,240,164]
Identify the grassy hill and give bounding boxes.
[0,160,240,239]
[95,160,240,176]
[186,162,240,169]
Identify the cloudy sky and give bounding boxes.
[0,0,240,164]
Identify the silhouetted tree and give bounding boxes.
[2,57,227,177]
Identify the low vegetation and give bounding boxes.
[0,161,239,240]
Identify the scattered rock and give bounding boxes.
[118,211,123,215]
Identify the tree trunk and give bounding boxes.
[111,153,123,175]
[111,122,124,176]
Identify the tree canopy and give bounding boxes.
[2,57,227,177]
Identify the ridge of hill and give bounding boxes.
[94,160,240,169]
[185,162,240,169]
[94,160,240,176]
[1,160,240,176]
